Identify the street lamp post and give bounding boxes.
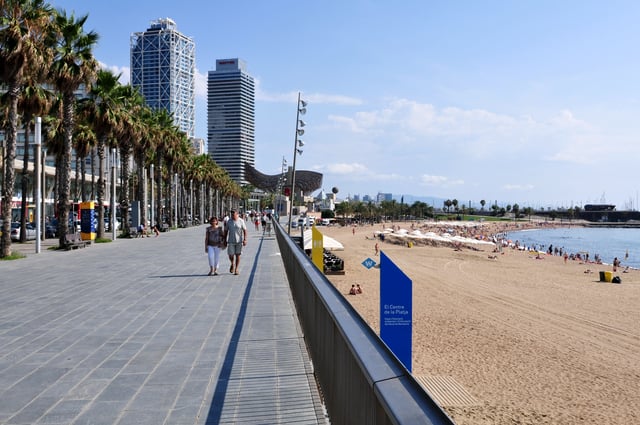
[150,164,154,228]
[174,173,178,227]
[287,92,307,234]
[111,148,117,241]
[34,117,41,253]
[189,179,193,226]
[41,148,46,242]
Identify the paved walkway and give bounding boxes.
[0,225,327,424]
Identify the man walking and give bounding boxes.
[224,210,248,275]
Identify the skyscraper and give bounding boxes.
[207,59,255,185]
[130,18,195,137]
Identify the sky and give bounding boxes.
[50,0,640,210]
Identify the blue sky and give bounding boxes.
[51,0,640,209]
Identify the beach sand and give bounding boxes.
[318,221,640,425]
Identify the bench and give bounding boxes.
[129,227,146,238]
[64,233,90,250]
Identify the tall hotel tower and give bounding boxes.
[207,59,255,185]
[130,18,196,137]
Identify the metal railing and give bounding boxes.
[274,220,455,425]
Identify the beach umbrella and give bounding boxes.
[303,229,344,251]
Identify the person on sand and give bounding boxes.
[349,285,357,295]
[356,284,363,294]
[205,217,224,276]
[613,257,620,272]
[223,210,248,275]
[374,242,379,256]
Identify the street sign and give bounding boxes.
[362,257,376,269]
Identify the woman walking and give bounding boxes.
[205,217,224,276]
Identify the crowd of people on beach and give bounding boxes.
[363,219,633,272]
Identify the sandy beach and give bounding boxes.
[319,220,640,425]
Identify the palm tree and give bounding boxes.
[444,199,452,213]
[113,84,143,237]
[133,106,158,228]
[47,9,98,248]
[72,120,96,202]
[85,69,123,238]
[151,109,178,228]
[0,0,53,257]
[480,199,486,211]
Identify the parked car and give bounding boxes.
[45,223,57,238]
[10,222,37,241]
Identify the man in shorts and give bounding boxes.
[223,210,248,275]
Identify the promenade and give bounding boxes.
[0,225,327,424]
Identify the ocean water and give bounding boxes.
[505,227,640,268]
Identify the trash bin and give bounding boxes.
[604,271,613,282]
[599,271,606,282]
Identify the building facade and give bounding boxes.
[130,18,195,137]
[207,59,255,185]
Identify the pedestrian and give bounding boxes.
[374,242,379,256]
[205,217,224,276]
[223,209,248,275]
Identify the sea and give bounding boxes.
[505,227,640,268]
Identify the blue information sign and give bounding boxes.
[380,251,412,371]
[362,257,376,269]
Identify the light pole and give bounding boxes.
[287,92,307,234]
[174,173,178,227]
[150,164,154,228]
[34,117,41,253]
[111,148,117,241]
[41,148,46,242]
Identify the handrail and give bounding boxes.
[274,219,455,425]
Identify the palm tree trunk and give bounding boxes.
[135,154,146,228]
[96,141,106,238]
[90,147,96,200]
[1,81,21,257]
[155,158,163,229]
[20,120,31,242]
[80,152,87,202]
[119,143,131,237]
[57,92,74,248]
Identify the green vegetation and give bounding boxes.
[0,251,26,260]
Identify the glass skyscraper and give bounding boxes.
[130,18,195,137]
[207,59,255,185]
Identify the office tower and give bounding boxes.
[130,18,195,137]
[207,59,255,185]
